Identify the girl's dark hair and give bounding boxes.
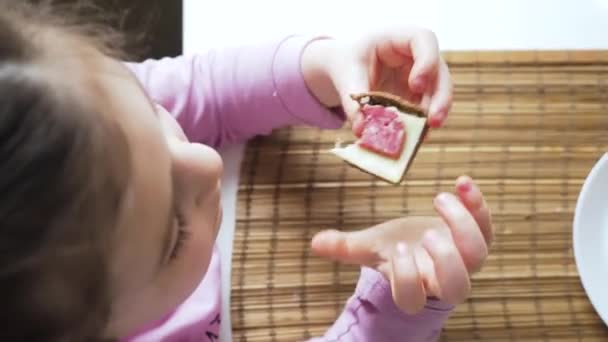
[0,1,132,340]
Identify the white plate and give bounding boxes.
[573,152,608,326]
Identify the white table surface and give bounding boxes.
[183,1,608,340]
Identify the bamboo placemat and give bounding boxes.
[231,51,608,341]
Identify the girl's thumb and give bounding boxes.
[333,60,370,123]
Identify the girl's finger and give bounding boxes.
[390,243,426,314]
[455,175,494,247]
[422,229,471,305]
[433,192,488,273]
[427,59,453,128]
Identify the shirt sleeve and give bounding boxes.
[307,267,454,342]
[125,35,346,148]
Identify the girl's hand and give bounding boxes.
[302,27,453,129]
[310,176,493,315]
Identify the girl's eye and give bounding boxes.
[169,213,190,261]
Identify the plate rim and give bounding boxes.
[573,152,608,326]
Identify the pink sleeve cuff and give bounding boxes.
[272,35,346,130]
[356,267,454,328]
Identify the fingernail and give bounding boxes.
[413,77,427,92]
[457,181,472,193]
[435,193,463,218]
[435,192,452,207]
[429,116,442,128]
[424,229,443,246]
[429,110,447,128]
[432,109,447,122]
[396,242,408,256]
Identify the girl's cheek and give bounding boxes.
[156,105,188,142]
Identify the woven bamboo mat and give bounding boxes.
[231,51,608,341]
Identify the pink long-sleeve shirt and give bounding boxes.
[124,35,453,342]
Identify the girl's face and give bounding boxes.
[93,57,224,337]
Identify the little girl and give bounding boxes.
[0,2,493,341]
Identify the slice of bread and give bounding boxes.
[331,92,429,184]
